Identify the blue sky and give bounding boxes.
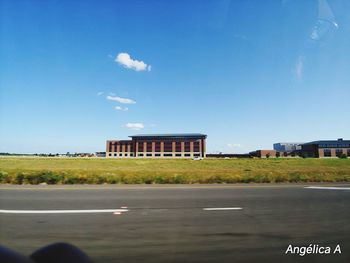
[1,0,349,154]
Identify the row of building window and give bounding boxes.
[135,141,201,152]
[136,153,200,157]
[319,144,350,148]
[323,149,350,157]
[108,153,134,157]
[108,144,134,152]
[108,153,201,157]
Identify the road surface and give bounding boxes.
[1,184,349,263]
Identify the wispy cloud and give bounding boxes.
[293,56,304,81]
[106,95,136,104]
[97,91,104,96]
[125,123,144,130]
[227,143,242,148]
[115,106,128,111]
[310,0,338,41]
[115,52,151,72]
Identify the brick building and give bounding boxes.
[106,133,207,158]
[301,139,350,158]
[249,150,277,158]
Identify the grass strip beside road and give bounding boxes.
[0,157,349,184]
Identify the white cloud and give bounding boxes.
[106,95,136,104]
[125,123,144,130]
[115,52,151,72]
[294,56,304,81]
[97,92,104,96]
[227,143,242,148]
[115,106,129,111]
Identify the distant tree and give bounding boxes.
[266,153,270,158]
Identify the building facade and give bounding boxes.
[273,142,303,152]
[301,139,350,158]
[106,133,207,158]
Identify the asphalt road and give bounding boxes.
[0,184,349,263]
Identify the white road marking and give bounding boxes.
[0,209,129,214]
[305,186,350,190]
[203,207,242,211]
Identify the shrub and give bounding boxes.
[0,171,9,183]
[338,153,347,159]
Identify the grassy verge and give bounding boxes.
[0,157,349,184]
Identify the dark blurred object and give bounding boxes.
[0,246,32,263]
[0,243,94,263]
[30,243,94,263]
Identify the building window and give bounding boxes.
[164,153,173,157]
[324,149,331,157]
[185,154,191,157]
[125,153,128,157]
[184,141,191,152]
[194,141,200,152]
[336,149,343,157]
[146,142,152,152]
[175,154,182,157]
[164,141,172,152]
[154,141,160,152]
[138,153,144,157]
[176,142,181,152]
[137,142,144,152]
[155,153,161,157]
[146,153,152,157]
[109,153,112,156]
[130,153,134,157]
[119,153,123,157]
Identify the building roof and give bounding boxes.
[130,133,207,139]
[302,139,350,146]
[273,142,304,145]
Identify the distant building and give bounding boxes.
[106,133,207,158]
[273,142,303,152]
[95,152,106,157]
[249,150,277,158]
[301,138,350,158]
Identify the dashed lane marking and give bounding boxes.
[203,207,243,211]
[305,186,350,190]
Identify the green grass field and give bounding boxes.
[0,157,349,184]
